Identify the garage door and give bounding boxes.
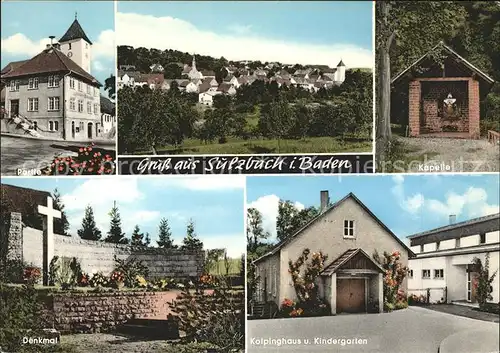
[336,279,365,313]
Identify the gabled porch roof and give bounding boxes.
[320,248,385,277]
[391,41,495,86]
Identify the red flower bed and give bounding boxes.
[43,143,115,175]
[23,266,41,284]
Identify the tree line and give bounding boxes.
[55,194,203,250]
[246,199,328,256]
[118,45,310,80]
[118,69,372,154]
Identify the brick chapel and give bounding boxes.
[391,41,494,139]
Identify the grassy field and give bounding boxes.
[142,136,372,155]
[209,258,241,276]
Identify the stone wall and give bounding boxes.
[49,290,180,333]
[468,79,480,138]
[6,212,23,261]
[408,78,481,138]
[408,81,421,137]
[8,212,204,279]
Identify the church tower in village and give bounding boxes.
[59,13,93,74]
[192,55,197,72]
[334,59,346,84]
[188,54,202,80]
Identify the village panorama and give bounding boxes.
[117,46,373,155]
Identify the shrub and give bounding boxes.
[22,266,41,285]
[471,254,498,310]
[1,259,28,284]
[288,248,327,304]
[394,301,408,310]
[54,257,79,289]
[0,284,48,352]
[89,272,109,288]
[78,272,90,287]
[172,277,244,351]
[480,119,499,136]
[110,271,125,284]
[297,299,331,317]
[113,256,149,287]
[384,302,395,312]
[48,256,60,286]
[43,144,115,175]
[135,275,148,288]
[279,298,296,317]
[373,250,408,305]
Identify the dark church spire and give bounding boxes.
[59,15,93,45]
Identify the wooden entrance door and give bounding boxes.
[10,99,19,117]
[337,279,365,313]
[87,122,93,139]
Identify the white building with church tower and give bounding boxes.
[334,59,346,85]
[187,55,203,80]
[59,13,93,74]
[1,14,103,141]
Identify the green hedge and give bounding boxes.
[480,119,499,136]
[0,284,50,352]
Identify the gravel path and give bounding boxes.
[60,333,173,353]
[397,137,499,173]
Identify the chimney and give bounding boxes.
[49,36,55,45]
[449,215,456,225]
[320,190,329,213]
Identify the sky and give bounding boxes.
[1,1,115,92]
[247,174,500,244]
[117,1,373,68]
[2,176,245,257]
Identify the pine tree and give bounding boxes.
[181,219,203,251]
[104,201,128,244]
[131,225,145,246]
[77,205,101,240]
[144,232,151,247]
[52,188,70,236]
[157,217,176,248]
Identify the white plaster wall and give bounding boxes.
[440,239,455,250]
[423,243,437,252]
[489,251,500,303]
[408,257,446,291]
[446,258,467,302]
[461,234,479,247]
[409,250,499,304]
[487,230,500,244]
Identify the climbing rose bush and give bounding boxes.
[374,250,408,307]
[471,254,498,309]
[43,144,115,175]
[288,248,327,304]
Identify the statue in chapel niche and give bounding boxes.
[442,93,460,121]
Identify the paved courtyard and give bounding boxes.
[247,306,500,353]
